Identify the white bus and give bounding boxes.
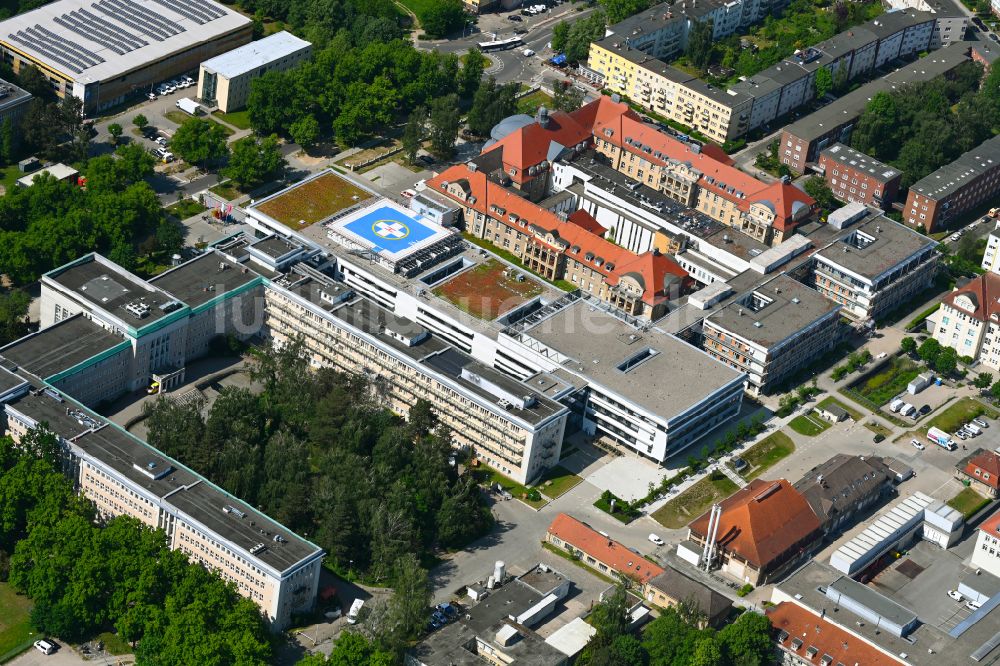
[478,36,522,52]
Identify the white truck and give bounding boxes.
[347,599,364,624]
[176,97,203,116]
[900,403,916,417]
[890,398,905,413]
[966,423,983,436]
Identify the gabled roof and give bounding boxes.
[689,479,821,570]
[427,164,688,306]
[547,513,665,584]
[647,567,732,623]
[768,602,905,665]
[567,209,607,235]
[942,273,1000,323]
[482,108,592,183]
[963,449,1000,490]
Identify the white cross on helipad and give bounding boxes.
[373,220,409,239]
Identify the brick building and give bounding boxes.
[818,143,902,210]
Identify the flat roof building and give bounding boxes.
[197,30,311,112]
[0,0,252,114]
[903,135,1000,232]
[702,274,842,394]
[811,215,938,321]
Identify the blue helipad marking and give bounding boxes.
[342,205,436,252]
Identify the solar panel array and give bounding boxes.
[93,0,184,41]
[7,23,105,73]
[148,0,225,25]
[54,8,147,55]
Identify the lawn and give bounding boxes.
[517,90,555,116]
[209,181,241,201]
[166,198,207,219]
[948,487,991,519]
[864,420,892,438]
[94,631,131,656]
[463,234,575,292]
[475,465,547,509]
[652,474,738,529]
[213,109,252,130]
[253,171,373,228]
[165,111,235,136]
[433,259,545,320]
[537,465,583,499]
[0,582,34,663]
[926,398,998,434]
[0,164,23,193]
[817,396,862,421]
[789,413,831,437]
[741,431,796,480]
[594,491,641,523]
[850,357,921,406]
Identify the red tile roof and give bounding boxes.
[567,209,607,235]
[768,602,905,665]
[482,110,592,184]
[427,164,688,306]
[688,479,821,570]
[964,450,1000,490]
[547,513,665,584]
[979,508,1000,537]
[941,273,1000,323]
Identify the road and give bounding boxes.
[421,2,596,85]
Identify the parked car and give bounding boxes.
[648,533,665,546]
[147,92,157,101]
[438,603,458,619]
[34,640,57,655]
[400,188,416,199]
[967,599,984,611]
[508,14,522,20]
[432,611,448,625]
[911,439,925,450]
[948,590,964,602]
[919,404,931,416]
[955,431,968,440]
[874,434,885,443]
[523,48,535,56]
[974,418,989,428]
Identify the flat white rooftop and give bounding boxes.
[0,0,249,82]
[327,199,455,264]
[199,30,310,79]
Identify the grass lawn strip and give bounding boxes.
[537,465,583,499]
[212,109,251,130]
[541,543,618,585]
[947,487,991,518]
[0,582,33,662]
[651,475,739,529]
[864,421,892,438]
[926,397,999,434]
[817,396,863,421]
[476,466,547,509]
[254,172,373,228]
[432,259,544,320]
[517,90,555,115]
[166,198,207,219]
[742,431,796,480]
[789,413,831,437]
[851,357,921,406]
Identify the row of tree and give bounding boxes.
[578,584,775,666]
[143,339,495,584]
[551,11,609,63]
[166,117,285,190]
[851,60,1000,188]
[0,429,273,664]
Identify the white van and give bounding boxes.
[900,403,916,417]
[966,423,983,436]
[347,598,365,624]
[889,398,904,413]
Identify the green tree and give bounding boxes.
[326,632,394,666]
[974,372,993,390]
[402,106,426,164]
[717,611,773,666]
[107,122,123,144]
[804,177,838,214]
[169,118,228,166]
[289,114,321,150]
[600,0,651,23]
[427,94,460,160]
[552,80,585,112]
[992,380,1000,402]
[132,113,148,130]
[900,337,917,354]
[686,19,715,71]
[917,337,942,363]
[156,219,184,255]
[421,0,465,39]
[0,289,29,346]
[466,77,518,136]
[383,554,431,648]
[0,118,14,166]
[564,12,607,63]
[551,21,570,53]
[814,66,833,99]
[459,49,488,99]
[223,134,284,189]
[690,636,724,666]
[934,347,958,375]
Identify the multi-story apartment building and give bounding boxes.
[778,41,972,172]
[197,31,312,113]
[980,220,1000,274]
[0,371,323,631]
[590,7,940,143]
[811,216,938,321]
[702,274,842,394]
[903,135,1000,232]
[928,272,1000,368]
[970,510,1000,579]
[885,0,969,48]
[818,143,902,210]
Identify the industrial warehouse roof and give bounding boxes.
[199,30,310,79]
[0,0,250,82]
